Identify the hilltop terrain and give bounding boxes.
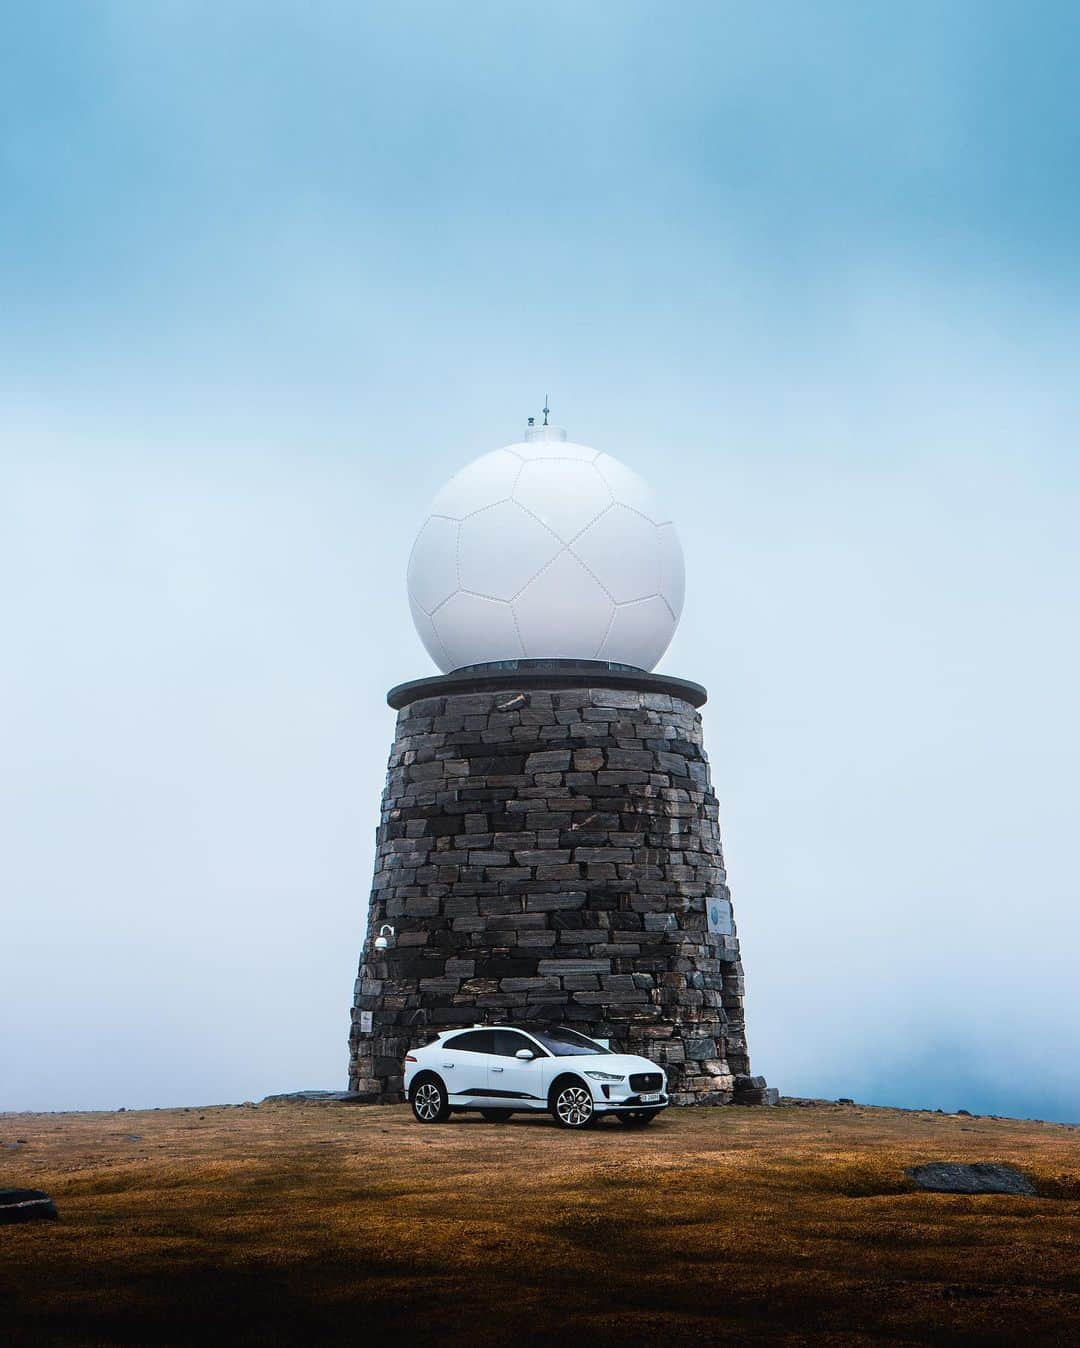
[2,1099,1079,1345]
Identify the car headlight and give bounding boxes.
[585,1071,625,1082]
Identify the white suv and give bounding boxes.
[404,1023,668,1129]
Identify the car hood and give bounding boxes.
[569,1054,665,1079]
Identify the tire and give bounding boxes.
[410,1074,451,1124]
[480,1109,513,1123]
[550,1079,597,1130]
[616,1110,658,1128]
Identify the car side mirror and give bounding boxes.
[515,1048,535,1061]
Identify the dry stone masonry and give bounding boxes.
[349,672,775,1106]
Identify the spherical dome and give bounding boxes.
[407,426,685,673]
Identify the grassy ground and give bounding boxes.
[2,1099,1079,1346]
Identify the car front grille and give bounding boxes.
[629,1072,663,1092]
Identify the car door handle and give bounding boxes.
[491,1066,504,1073]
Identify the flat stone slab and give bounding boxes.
[261,1091,373,1105]
[0,1189,58,1224]
[906,1163,1037,1195]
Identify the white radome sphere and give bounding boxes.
[407,427,685,673]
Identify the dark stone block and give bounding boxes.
[906,1163,1037,1196]
[605,748,654,770]
[525,750,572,773]
[390,954,445,978]
[472,958,535,978]
[525,892,587,911]
[683,1037,718,1059]
[0,1189,58,1224]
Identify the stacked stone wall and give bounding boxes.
[348,682,773,1105]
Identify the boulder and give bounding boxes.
[733,1075,779,1106]
[906,1163,1037,1196]
[0,1189,58,1224]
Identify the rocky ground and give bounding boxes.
[2,1099,1079,1345]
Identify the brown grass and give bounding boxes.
[2,1100,1079,1345]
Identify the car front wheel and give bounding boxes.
[552,1082,596,1129]
[411,1076,450,1124]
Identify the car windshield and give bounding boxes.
[526,1027,607,1056]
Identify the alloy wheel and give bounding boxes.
[414,1082,442,1122]
[555,1085,594,1128]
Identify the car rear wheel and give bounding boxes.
[410,1075,450,1124]
[480,1109,513,1123]
[616,1110,658,1127]
[552,1082,596,1129]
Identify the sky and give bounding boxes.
[3,2,1079,1119]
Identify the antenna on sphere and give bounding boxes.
[542,396,550,427]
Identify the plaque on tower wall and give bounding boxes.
[707,896,734,938]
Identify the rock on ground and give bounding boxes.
[0,1188,58,1223]
[260,1091,370,1105]
[906,1162,1037,1195]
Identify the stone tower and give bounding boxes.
[347,419,774,1106]
[347,661,774,1106]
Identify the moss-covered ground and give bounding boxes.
[3,1099,1079,1345]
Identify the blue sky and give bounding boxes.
[3,2,1078,1118]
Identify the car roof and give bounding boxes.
[439,1023,599,1037]
[439,1024,522,1034]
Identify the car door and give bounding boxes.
[438,1029,495,1101]
[489,1030,548,1108]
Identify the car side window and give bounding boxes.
[443,1030,495,1054]
[492,1030,544,1058]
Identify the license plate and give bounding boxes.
[640,1092,661,1103]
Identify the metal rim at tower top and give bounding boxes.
[406,419,687,675]
[387,659,707,710]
